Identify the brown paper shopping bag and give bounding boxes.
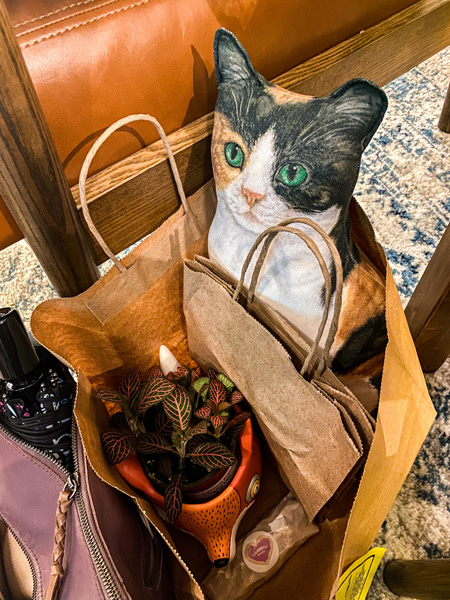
[184,220,375,523]
[31,113,436,600]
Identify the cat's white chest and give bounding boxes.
[208,196,341,346]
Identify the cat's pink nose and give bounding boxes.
[242,187,264,208]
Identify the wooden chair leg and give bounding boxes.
[384,559,450,600]
[405,225,450,373]
[0,0,99,297]
[438,81,450,133]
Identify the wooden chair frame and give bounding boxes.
[0,0,449,374]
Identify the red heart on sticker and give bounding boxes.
[245,535,273,565]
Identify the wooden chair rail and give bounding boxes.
[70,0,450,264]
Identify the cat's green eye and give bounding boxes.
[277,164,307,187]
[224,142,244,169]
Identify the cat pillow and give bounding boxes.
[208,28,388,389]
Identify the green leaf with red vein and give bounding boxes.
[186,434,210,452]
[230,390,244,405]
[119,370,142,399]
[224,412,251,437]
[210,415,227,429]
[195,405,211,419]
[189,442,236,470]
[163,387,192,431]
[186,421,208,440]
[137,378,177,414]
[135,433,171,454]
[138,378,175,413]
[155,410,173,437]
[101,429,135,465]
[209,380,227,406]
[96,388,126,406]
[164,473,183,523]
[157,455,173,479]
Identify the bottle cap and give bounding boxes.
[0,308,40,381]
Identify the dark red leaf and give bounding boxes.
[157,455,173,479]
[164,473,183,523]
[163,387,192,431]
[210,415,227,429]
[119,370,142,399]
[189,442,236,470]
[209,380,227,406]
[101,429,135,465]
[155,410,173,437]
[148,368,164,380]
[195,405,211,420]
[191,370,199,382]
[96,388,126,405]
[230,390,244,405]
[135,433,171,454]
[186,421,208,440]
[224,412,251,437]
[173,366,191,382]
[207,368,218,380]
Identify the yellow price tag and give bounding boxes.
[336,548,386,600]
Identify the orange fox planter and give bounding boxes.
[116,417,262,566]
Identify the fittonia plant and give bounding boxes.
[99,352,251,522]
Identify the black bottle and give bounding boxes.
[0,307,75,470]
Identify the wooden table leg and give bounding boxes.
[0,0,100,297]
[384,559,450,599]
[405,225,450,373]
[438,81,450,133]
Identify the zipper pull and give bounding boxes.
[44,473,79,600]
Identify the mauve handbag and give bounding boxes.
[0,417,175,600]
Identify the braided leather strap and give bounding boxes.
[44,488,75,600]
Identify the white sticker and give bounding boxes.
[242,531,279,573]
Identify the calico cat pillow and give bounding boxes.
[209,28,388,389]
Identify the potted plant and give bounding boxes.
[99,347,262,566]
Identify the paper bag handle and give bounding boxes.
[257,217,344,371]
[78,114,191,273]
[233,220,343,375]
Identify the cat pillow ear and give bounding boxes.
[214,28,261,85]
[330,79,388,149]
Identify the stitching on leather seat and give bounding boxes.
[14,0,99,28]
[16,0,122,38]
[20,0,151,49]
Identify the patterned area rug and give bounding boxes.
[0,47,449,599]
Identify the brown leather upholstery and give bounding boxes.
[1,0,418,250]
